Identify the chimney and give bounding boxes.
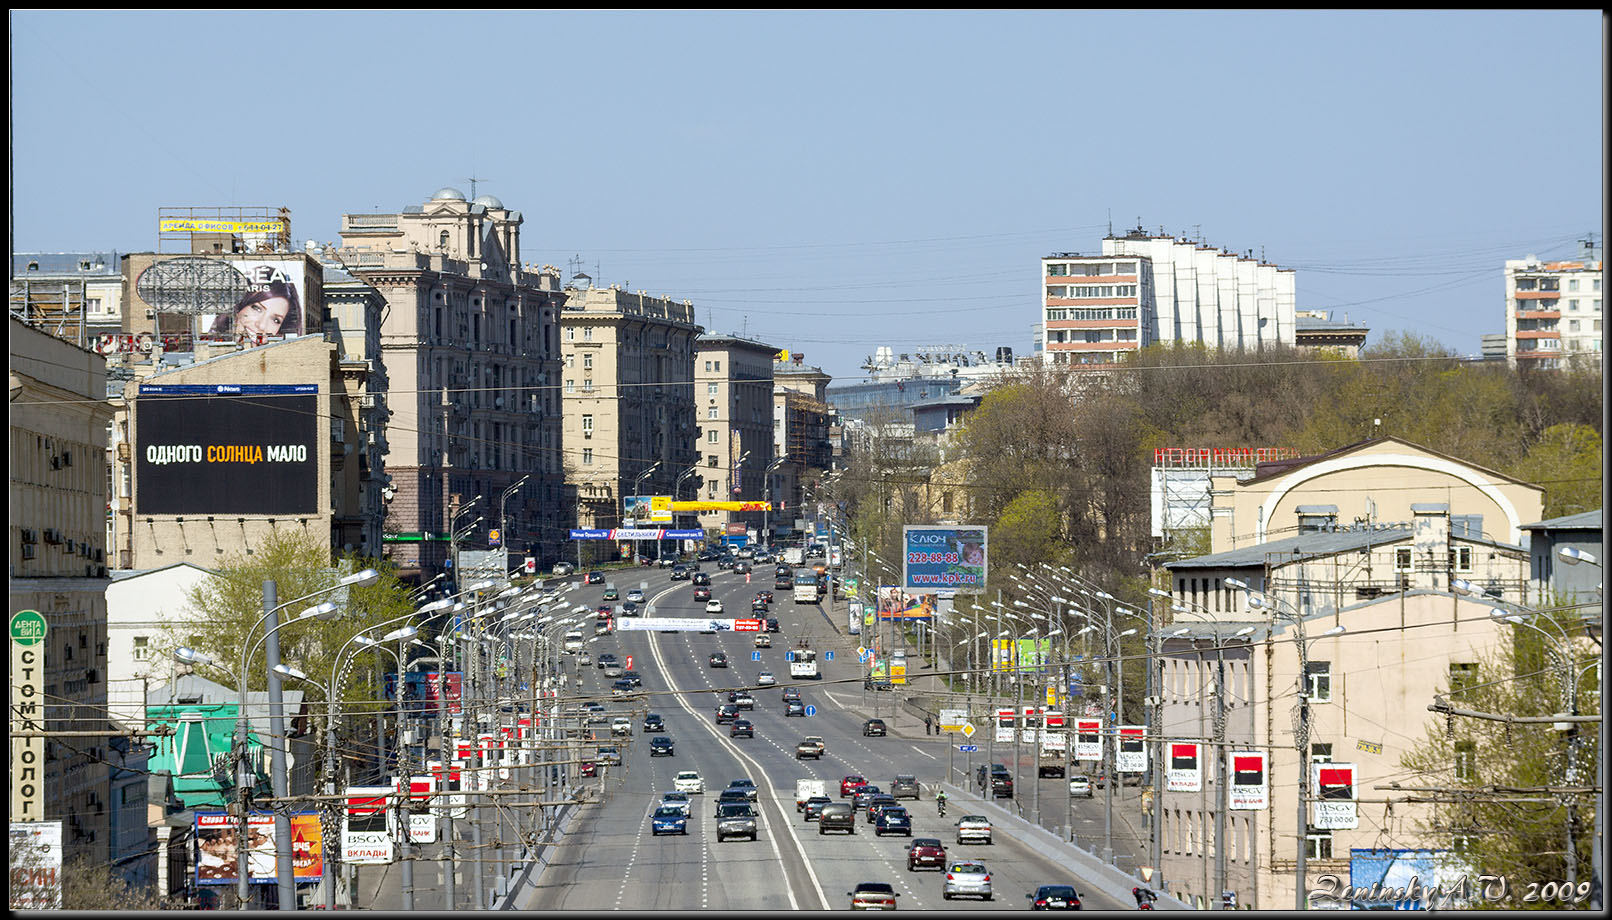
[1410,503,1451,591]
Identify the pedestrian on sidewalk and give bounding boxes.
[924,714,933,735]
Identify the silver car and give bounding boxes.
[942,860,992,901]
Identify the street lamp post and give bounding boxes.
[629,461,662,562]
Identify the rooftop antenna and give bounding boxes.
[466,174,489,199]
[1107,209,1112,236]
[1193,224,1201,242]
[741,315,749,337]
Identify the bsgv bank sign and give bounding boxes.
[902,526,987,593]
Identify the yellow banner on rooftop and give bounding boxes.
[160,218,287,234]
[670,501,772,512]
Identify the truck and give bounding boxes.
[795,777,827,810]
[782,546,805,566]
[792,568,822,604]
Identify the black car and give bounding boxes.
[621,670,642,687]
[729,719,755,738]
[766,617,780,633]
[709,651,728,668]
[670,565,690,580]
[585,571,605,584]
[977,763,1015,799]
[643,713,665,732]
[803,795,833,821]
[1028,885,1083,910]
[692,572,712,587]
[714,704,739,724]
[620,600,640,616]
[862,719,888,737]
[596,653,619,670]
[649,736,675,757]
[874,806,912,837]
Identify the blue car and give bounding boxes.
[652,807,688,836]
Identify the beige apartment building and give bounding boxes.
[558,283,701,562]
[336,188,566,579]
[694,334,777,537]
[9,317,117,867]
[772,355,835,534]
[1151,440,1544,909]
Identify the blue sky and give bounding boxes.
[11,10,1603,382]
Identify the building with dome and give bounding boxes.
[337,188,567,583]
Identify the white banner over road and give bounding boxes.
[614,617,764,632]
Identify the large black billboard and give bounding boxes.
[135,384,319,515]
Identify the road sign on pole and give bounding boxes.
[959,745,979,753]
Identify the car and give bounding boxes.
[890,775,919,800]
[597,604,614,617]
[753,633,772,648]
[795,737,823,759]
[731,691,755,710]
[818,802,857,835]
[736,546,754,558]
[578,761,598,777]
[596,653,619,670]
[621,670,642,687]
[865,794,899,823]
[658,791,691,815]
[840,774,868,797]
[651,807,688,835]
[785,699,806,717]
[552,562,575,576]
[693,586,713,601]
[649,735,675,756]
[755,590,774,604]
[976,764,1015,798]
[751,600,770,615]
[658,556,678,568]
[577,649,593,665]
[585,704,609,725]
[593,619,611,636]
[620,600,640,616]
[611,717,632,736]
[643,713,665,733]
[847,882,897,910]
[625,588,645,603]
[907,837,947,871]
[705,599,725,614]
[726,778,759,801]
[691,572,711,586]
[803,796,833,821]
[670,565,690,580]
[1027,885,1083,910]
[865,678,894,691]
[1068,775,1093,798]
[604,661,625,678]
[729,719,754,738]
[875,806,913,837]
[862,719,888,737]
[942,860,993,901]
[714,704,739,724]
[585,571,605,584]
[954,815,992,845]
[602,584,620,599]
[709,652,729,668]
[716,788,750,809]
[756,670,776,687]
[595,746,622,766]
[611,679,636,696]
[781,687,802,703]
[715,802,758,842]
[733,561,752,574]
[852,787,885,811]
[674,771,704,795]
[766,617,780,633]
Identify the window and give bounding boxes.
[707,454,718,467]
[1569,299,1579,311]
[1305,662,1332,702]
[1394,547,1413,572]
[1454,741,1477,781]
[1305,829,1333,860]
[581,414,593,435]
[1310,742,1333,765]
[704,361,712,372]
[1569,279,1580,292]
[707,430,718,444]
[582,448,593,465]
[708,406,719,419]
[1449,662,1477,698]
[565,379,574,394]
[583,327,593,341]
[583,354,593,369]
[582,379,593,393]
[713,361,721,372]
[1449,546,1473,571]
[566,328,575,341]
[132,636,151,662]
[707,383,718,396]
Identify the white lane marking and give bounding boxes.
[912,748,936,760]
[645,583,826,910]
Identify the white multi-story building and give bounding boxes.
[1041,228,1297,366]
[1503,240,1602,369]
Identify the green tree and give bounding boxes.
[1400,620,1599,907]
[163,531,417,709]
[1511,423,1603,517]
[991,490,1069,572]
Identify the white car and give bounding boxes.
[706,599,724,613]
[674,771,705,795]
[611,717,633,736]
[627,589,646,603]
[954,816,992,845]
[659,791,692,816]
[756,671,776,687]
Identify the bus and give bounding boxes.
[792,568,823,604]
[789,640,819,679]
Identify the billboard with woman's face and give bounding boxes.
[902,526,987,592]
[193,260,306,341]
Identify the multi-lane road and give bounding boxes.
[510,561,1136,911]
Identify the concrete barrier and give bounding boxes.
[500,787,586,910]
[940,782,1192,911]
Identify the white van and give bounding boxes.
[795,777,827,810]
[563,630,585,653]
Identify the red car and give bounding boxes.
[596,605,612,618]
[578,761,598,777]
[841,774,868,797]
[906,837,947,871]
